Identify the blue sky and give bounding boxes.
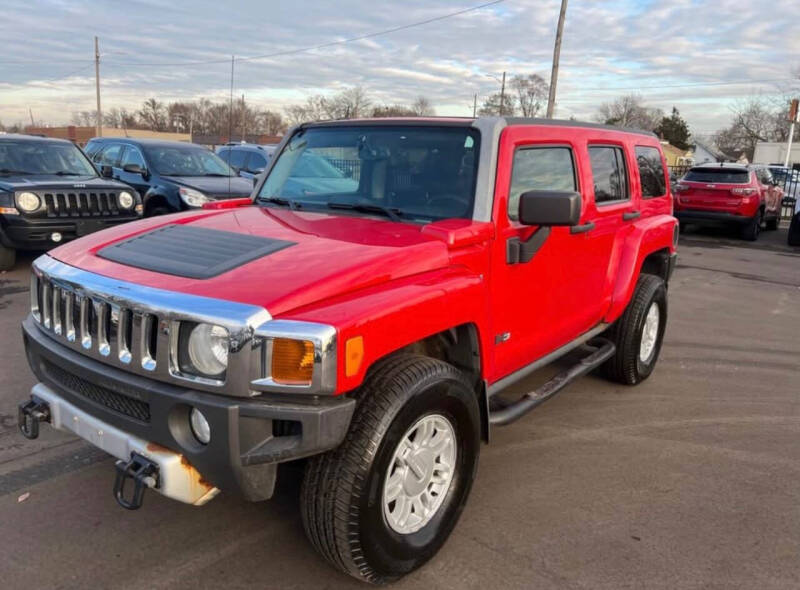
[1,0,799,135]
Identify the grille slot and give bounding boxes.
[43,358,151,422]
[34,273,161,372]
[43,192,121,218]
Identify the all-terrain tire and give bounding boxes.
[741,210,761,241]
[301,354,481,584]
[0,244,16,271]
[603,274,667,385]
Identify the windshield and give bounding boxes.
[0,140,97,176]
[257,126,480,222]
[143,145,235,176]
[684,168,750,184]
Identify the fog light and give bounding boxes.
[51,232,62,243]
[190,408,211,444]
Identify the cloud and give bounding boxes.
[0,0,798,134]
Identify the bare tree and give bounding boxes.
[327,87,372,119]
[411,96,435,116]
[510,74,549,117]
[138,98,167,131]
[372,104,416,117]
[597,94,662,130]
[713,97,785,161]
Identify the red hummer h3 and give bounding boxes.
[674,163,782,240]
[19,117,678,584]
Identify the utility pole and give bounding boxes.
[28,108,35,126]
[546,0,568,118]
[784,98,798,168]
[94,36,102,137]
[473,94,477,117]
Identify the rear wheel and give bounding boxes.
[764,215,779,231]
[741,210,761,241]
[603,274,667,385]
[301,355,480,584]
[0,244,16,271]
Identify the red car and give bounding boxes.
[674,163,782,240]
[19,118,677,583]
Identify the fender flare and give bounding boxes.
[605,215,677,323]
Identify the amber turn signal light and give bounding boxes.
[345,336,364,377]
[271,338,315,385]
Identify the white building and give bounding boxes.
[752,142,800,166]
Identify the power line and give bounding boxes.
[103,0,505,68]
[566,77,797,92]
[9,63,95,87]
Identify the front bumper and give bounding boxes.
[22,316,355,503]
[1,214,139,250]
[674,210,752,225]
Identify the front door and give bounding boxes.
[488,128,633,382]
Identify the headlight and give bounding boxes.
[16,192,41,213]
[186,323,229,377]
[118,191,135,209]
[179,187,210,207]
[190,408,211,444]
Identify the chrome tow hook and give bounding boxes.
[18,397,51,439]
[113,452,160,510]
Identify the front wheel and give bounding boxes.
[603,274,668,385]
[301,355,480,584]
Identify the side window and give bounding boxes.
[98,144,123,167]
[589,146,628,204]
[247,152,267,171]
[222,149,247,169]
[120,146,146,169]
[508,147,576,221]
[635,146,666,198]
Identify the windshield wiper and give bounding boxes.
[0,168,37,175]
[327,201,403,222]
[260,196,301,210]
[52,171,86,176]
[203,173,233,177]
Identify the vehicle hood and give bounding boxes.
[164,175,253,198]
[0,174,130,193]
[47,206,481,317]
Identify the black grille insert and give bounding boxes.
[43,359,151,423]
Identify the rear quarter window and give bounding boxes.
[684,168,749,183]
[635,146,666,198]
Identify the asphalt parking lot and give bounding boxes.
[1,228,799,590]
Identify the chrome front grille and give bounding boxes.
[33,272,161,373]
[42,192,122,218]
[31,256,271,396]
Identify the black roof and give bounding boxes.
[0,133,73,144]
[691,162,749,171]
[86,137,199,148]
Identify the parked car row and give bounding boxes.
[0,134,278,270]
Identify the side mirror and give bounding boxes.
[100,165,113,178]
[123,163,146,176]
[252,167,265,175]
[518,190,581,226]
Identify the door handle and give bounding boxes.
[570,221,595,235]
[623,211,641,221]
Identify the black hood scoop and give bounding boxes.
[98,224,295,279]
